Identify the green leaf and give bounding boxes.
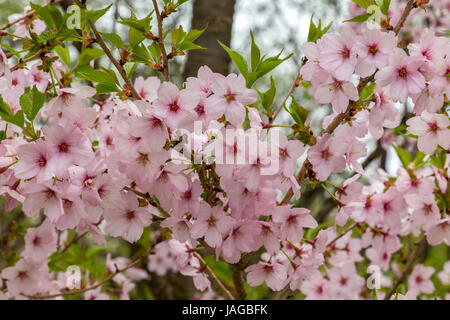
[393,145,412,168]
[178,41,204,51]
[360,82,376,101]
[124,62,138,78]
[344,13,371,23]
[413,151,426,169]
[261,76,276,114]
[129,27,145,47]
[352,0,375,9]
[430,151,446,170]
[393,123,407,135]
[132,43,152,63]
[171,26,187,46]
[30,3,56,29]
[289,96,308,128]
[0,95,25,128]
[118,10,152,34]
[19,86,46,122]
[307,16,332,42]
[99,32,123,49]
[307,16,317,42]
[375,0,391,14]
[81,4,112,24]
[218,40,248,77]
[250,51,293,86]
[95,83,120,95]
[54,45,70,65]
[75,65,120,93]
[184,27,206,42]
[79,47,105,66]
[148,42,162,60]
[86,246,106,259]
[250,31,261,72]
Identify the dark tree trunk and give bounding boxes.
[183,0,236,78]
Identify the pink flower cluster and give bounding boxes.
[0,0,449,300]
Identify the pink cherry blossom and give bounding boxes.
[104,191,153,243]
[153,82,199,129]
[245,261,288,291]
[272,206,317,243]
[190,205,234,247]
[207,73,258,127]
[406,111,450,154]
[375,48,426,103]
[308,133,346,181]
[14,140,54,183]
[408,264,435,295]
[318,31,357,81]
[313,76,359,113]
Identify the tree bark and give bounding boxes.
[183,0,236,78]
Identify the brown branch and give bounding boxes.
[270,68,301,124]
[393,0,415,35]
[326,223,357,248]
[28,249,148,299]
[123,186,169,217]
[152,0,170,81]
[193,251,236,300]
[384,236,426,300]
[60,231,88,253]
[74,0,140,100]
[0,0,64,31]
[231,263,247,299]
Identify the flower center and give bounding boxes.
[169,102,180,112]
[33,73,42,82]
[340,47,350,59]
[207,216,216,226]
[368,44,378,56]
[428,122,438,132]
[59,142,69,153]
[125,210,135,219]
[224,93,235,102]
[397,67,408,79]
[33,236,41,246]
[137,152,150,166]
[332,79,343,90]
[321,148,332,160]
[38,155,47,167]
[263,265,274,273]
[195,104,205,115]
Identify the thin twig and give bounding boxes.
[0,0,64,31]
[270,69,301,124]
[193,251,236,300]
[384,236,426,300]
[123,186,169,218]
[231,263,247,300]
[393,0,415,35]
[74,0,141,100]
[0,49,47,78]
[28,250,149,299]
[60,231,88,253]
[151,0,170,81]
[326,223,357,248]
